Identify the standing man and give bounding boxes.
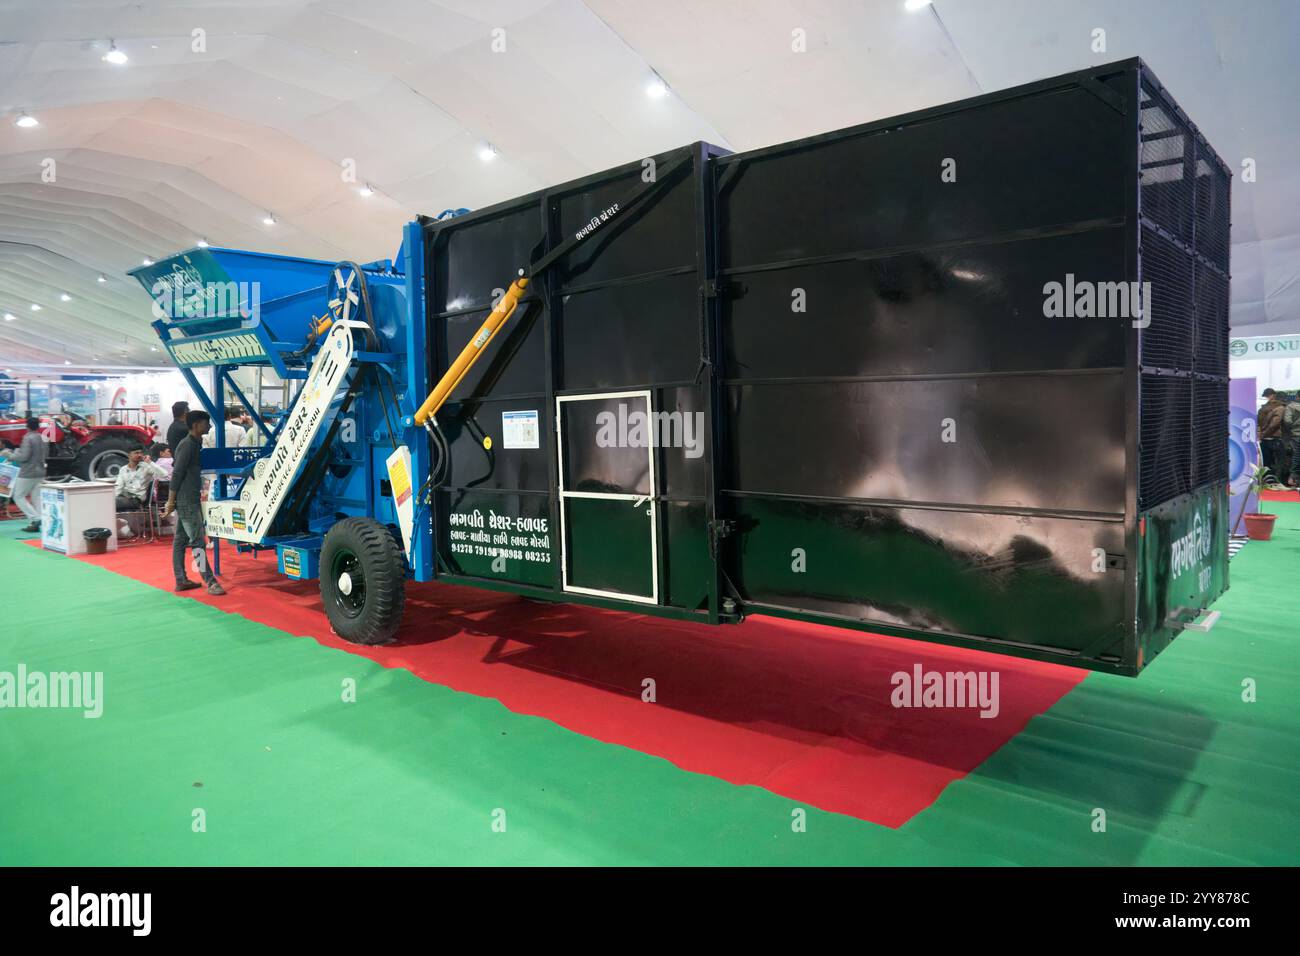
[2,417,46,533]
[203,407,248,449]
[165,401,190,459]
[1284,393,1300,489]
[161,410,225,595]
[1258,388,1287,484]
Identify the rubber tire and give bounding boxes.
[319,517,406,645]
[74,435,140,480]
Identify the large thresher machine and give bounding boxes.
[131,60,1232,675]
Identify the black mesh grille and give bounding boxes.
[1195,262,1230,378]
[1192,377,1228,488]
[1137,69,1230,510]
[1139,225,1193,371]
[1195,145,1231,271]
[1139,374,1192,509]
[1140,81,1195,245]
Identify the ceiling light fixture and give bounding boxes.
[904,0,932,10]
[479,143,498,162]
[142,258,154,266]
[30,303,41,311]
[358,184,374,198]
[103,41,128,65]
[64,359,72,365]
[60,293,72,302]
[14,112,39,128]
[196,239,209,248]
[97,274,108,283]
[646,76,669,99]
[262,214,277,226]
[3,313,15,322]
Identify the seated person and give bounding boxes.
[115,448,167,511]
[149,443,174,478]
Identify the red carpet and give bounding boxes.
[53,538,1083,826]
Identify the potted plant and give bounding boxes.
[1232,463,1278,540]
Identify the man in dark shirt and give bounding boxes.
[2,417,46,532]
[1258,388,1287,484]
[161,410,225,595]
[164,401,190,460]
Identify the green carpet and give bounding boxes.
[1,506,1297,866]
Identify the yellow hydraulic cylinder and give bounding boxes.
[413,276,528,426]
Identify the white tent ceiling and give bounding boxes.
[1,0,1297,368]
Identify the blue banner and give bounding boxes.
[1228,377,1259,531]
[200,446,265,471]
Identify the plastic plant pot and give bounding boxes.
[1243,513,1277,541]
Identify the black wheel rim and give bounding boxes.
[330,548,366,618]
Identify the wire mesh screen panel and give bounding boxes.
[1139,79,1195,246]
[1137,67,1230,510]
[1195,146,1232,272]
[1192,376,1228,488]
[1139,373,1192,509]
[1139,225,1194,372]
[1195,261,1230,379]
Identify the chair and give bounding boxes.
[116,479,159,544]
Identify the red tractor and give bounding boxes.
[0,414,154,480]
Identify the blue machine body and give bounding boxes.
[276,537,323,581]
[130,221,435,583]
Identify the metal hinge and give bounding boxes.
[704,279,745,300]
[707,518,736,559]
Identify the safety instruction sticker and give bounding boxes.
[502,410,539,449]
[389,455,412,507]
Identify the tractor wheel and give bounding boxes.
[320,517,406,645]
[74,435,139,481]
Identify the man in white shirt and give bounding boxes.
[114,448,167,511]
[239,418,265,447]
[204,407,251,449]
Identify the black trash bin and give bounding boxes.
[83,527,112,556]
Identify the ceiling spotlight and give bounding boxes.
[103,42,128,65]
[262,214,277,226]
[904,0,932,10]
[3,313,15,322]
[479,144,498,162]
[358,184,374,197]
[97,274,108,283]
[196,239,209,248]
[60,293,72,302]
[13,112,39,128]
[29,303,41,311]
[150,346,159,351]
[142,257,154,266]
[646,77,669,99]
[64,359,72,365]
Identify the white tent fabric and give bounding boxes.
[1,0,1297,367]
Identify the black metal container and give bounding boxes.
[422,57,1230,676]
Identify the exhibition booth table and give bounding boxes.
[40,480,117,555]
